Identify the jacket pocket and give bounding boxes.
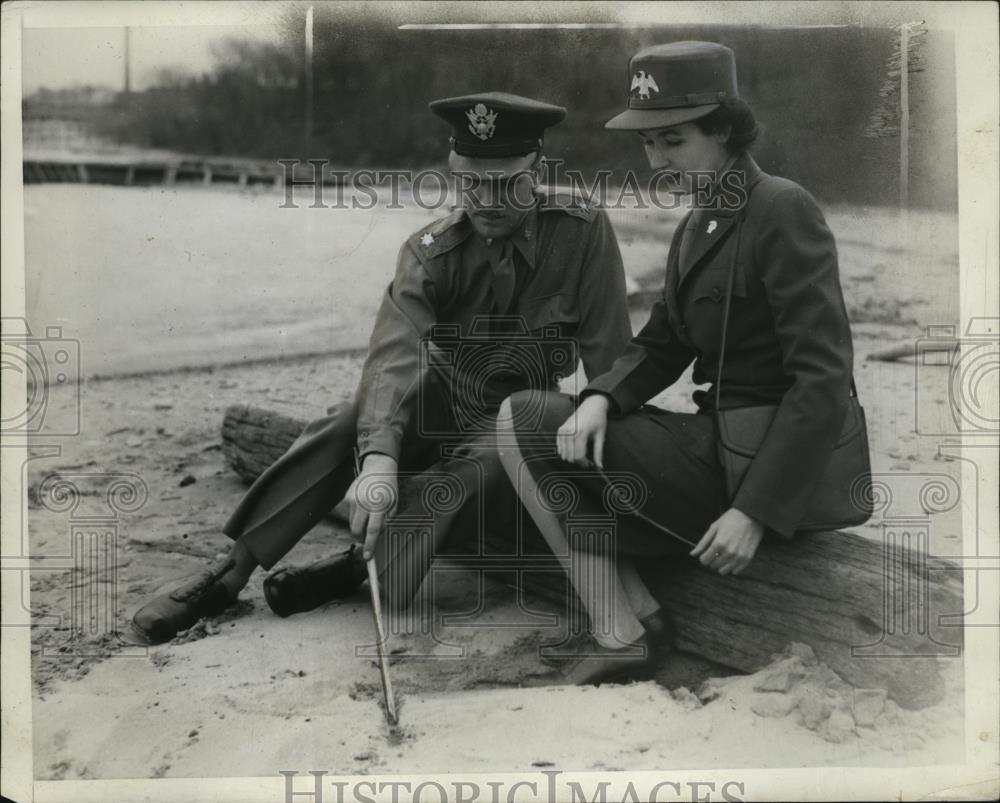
[690,264,748,304]
[519,293,580,332]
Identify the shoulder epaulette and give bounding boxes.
[408,209,472,260]
[536,189,598,222]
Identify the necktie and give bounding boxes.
[490,239,517,315]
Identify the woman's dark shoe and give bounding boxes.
[531,634,657,687]
[131,560,237,644]
[263,544,367,618]
[640,608,676,655]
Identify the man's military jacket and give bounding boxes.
[356,192,632,461]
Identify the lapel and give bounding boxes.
[665,210,691,289]
[663,210,695,348]
[677,153,765,291]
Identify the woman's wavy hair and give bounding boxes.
[693,98,761,154]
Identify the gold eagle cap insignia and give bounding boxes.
[466,103,498,141]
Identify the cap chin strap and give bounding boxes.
[450,136,544,158]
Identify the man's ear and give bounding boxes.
[531,155,546,186]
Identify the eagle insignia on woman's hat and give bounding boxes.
[607,41,739,131]
[631,71,660,100]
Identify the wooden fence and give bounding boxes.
[23,155,285,188]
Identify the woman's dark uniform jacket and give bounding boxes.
[221,190,633,607]
[581,152,854,539]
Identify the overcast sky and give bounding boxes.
[21,24,288,94]
[17,2,955,97]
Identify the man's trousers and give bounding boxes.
[221,388,520,612]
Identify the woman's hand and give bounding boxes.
[691,508,765,576]
[557,394,610,468]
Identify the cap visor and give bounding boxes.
[448,151,538,178]
[604,104,720,131]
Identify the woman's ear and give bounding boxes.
[714,125,732,146]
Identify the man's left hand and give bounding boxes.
[690,508,765,576]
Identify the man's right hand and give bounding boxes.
[557,394,611,468]
[348,453,398,560]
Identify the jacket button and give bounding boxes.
[711,286,722,301]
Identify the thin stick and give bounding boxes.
[367,558,398,725]
[353,446,398,725]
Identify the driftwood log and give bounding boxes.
[222,404,964,709]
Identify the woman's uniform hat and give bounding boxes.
[429,92,566,158]
[605,41,738,131]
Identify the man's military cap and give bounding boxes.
[429,92,566,158]
[605,41,738,131]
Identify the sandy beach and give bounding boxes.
[20,184,969,780]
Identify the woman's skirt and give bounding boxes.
[506,389,727,557]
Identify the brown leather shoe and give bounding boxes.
[131,560,236,644]
[263,545,367,618]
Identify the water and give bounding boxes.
[23,184,437,378]
[21,184,959,381]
